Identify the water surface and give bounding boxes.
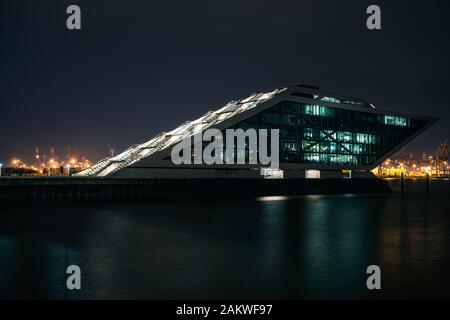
[1,179,449,299]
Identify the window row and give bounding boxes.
[299,141,377,155]
[383,115,408,126]
[303,128,378,144]
[303,153,358,165]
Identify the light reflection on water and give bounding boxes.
[0,180,449,299]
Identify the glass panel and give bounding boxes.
[383,115,408,126]
[320,130,336,141]
[304,104,333,117]
[302,141,319,152]
[338,131,353,142]
[303,128,314,139]
[304,153,320,163]
[353,144,363,154]
[321,96,341,104]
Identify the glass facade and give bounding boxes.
[79,85,434,177]
[382,115,408,126]
[228,100,428,166]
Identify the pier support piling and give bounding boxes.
[401,172,404,194]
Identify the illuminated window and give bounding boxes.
[384,115,395,125]
[338,131,352,142]
[342,100,366,107]
[353,144,363,154]
[355,133,367,144]
[395,116,408,126]
[342,170,352,178]
[320,142,337,153]
[340,143,352,153]
[321,96,341,104]
[320,130,336,141]
[355,133,377,144]
[303,128,314,139]
[283,142,297,151]
[260,168,284,179]
[304,153,320,163]
[331,155,357,165]
[302,141,319,152]
[320,154,332,163]
[304,104,334,117]
[383,115,408,127]
[305,169,321,179]
[304,104,320,115]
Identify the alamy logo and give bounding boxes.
[366,5,381,30]
[66,5,81,30]
[66,265,81,290]
[366,265,381,290]
[171,128,280,169]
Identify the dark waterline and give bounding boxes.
[0,179,449,299]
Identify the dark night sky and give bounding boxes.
[1,0,449,164]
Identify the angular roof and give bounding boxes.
[77,87,286,176]
[79,83,419,177]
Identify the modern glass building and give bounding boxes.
[78,84,436,179]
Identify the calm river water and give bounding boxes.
[1,179,449,299]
